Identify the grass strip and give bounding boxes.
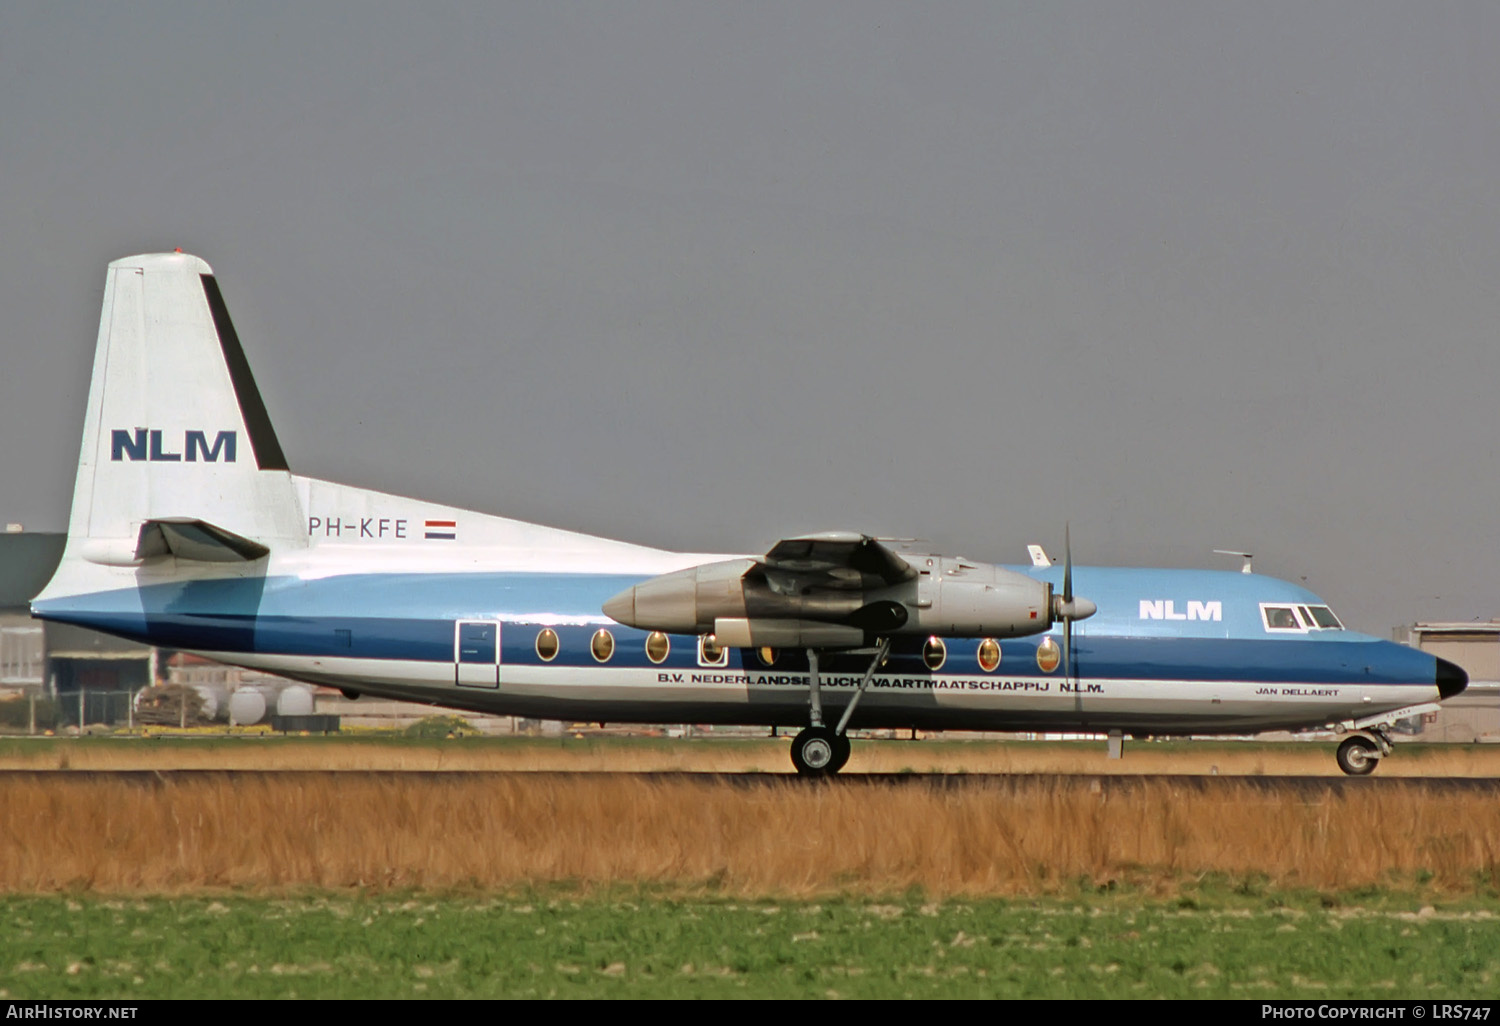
[2,892,1497,999]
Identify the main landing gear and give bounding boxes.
[790,726,851,775]
[790,638,891,777]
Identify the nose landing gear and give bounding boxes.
[1336,725,1395,776]
[1335,734,1381,776]
[1332,705,1439,777]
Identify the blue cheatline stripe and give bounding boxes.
[35,569,1353,638]
[33,605,1440,688]
[424,533,456,540]
[35,572,650,620]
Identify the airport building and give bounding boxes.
[0,528,152,725]
[1401,621,1500,742]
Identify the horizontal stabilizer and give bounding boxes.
[136,518,269,562]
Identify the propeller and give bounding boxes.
[1051,524,1098,683]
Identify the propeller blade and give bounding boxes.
[1052,524,1098,622]
[1063,523,1073,605]
[1065,524,1072,683]
[1063,614,1072,684]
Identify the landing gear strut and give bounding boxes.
[789,639,889,776]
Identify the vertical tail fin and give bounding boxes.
[61,252,304,566]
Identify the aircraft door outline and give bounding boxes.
[455,619,500,689]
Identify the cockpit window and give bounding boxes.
[1262,603,1343,632]
[1306,605,1343,629]
[1263,606,1300,631]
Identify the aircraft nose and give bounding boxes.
[1435,657,1468,699]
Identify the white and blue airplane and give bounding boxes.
[31,252,1467,775]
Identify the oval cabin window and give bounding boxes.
[700,634,726,666]
[591,629,615,663]
[646,631,670,664]
[1036,637,1061,673]
[922,636,947,671]
[758,646,778,667]
[535,628,559,662]
[977,638,1001,672]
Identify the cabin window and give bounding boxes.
[591,629,615,662]
[922,636,947,671]
[977,638,1001,672]
[645,631,670,664]
[699,634,728,667]
[758,646,778,667]
[536,628,559,661]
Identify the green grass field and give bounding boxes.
[3,890,1498,999]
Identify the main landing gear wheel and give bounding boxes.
[1336,735,1380,776]
[830,734,852,773]
[791,727,845,777]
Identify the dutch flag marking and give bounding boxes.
[425,519,457,540]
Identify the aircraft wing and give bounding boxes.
[755,532,918,593]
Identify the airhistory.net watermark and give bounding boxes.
[4,1007,137,1020]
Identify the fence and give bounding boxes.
[0,690,139,733]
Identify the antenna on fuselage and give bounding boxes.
[1214,550,1254,574]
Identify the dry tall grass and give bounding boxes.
[3,774,1497,897]
[5,737,1500,776]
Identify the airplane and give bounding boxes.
[30,252,1468,776]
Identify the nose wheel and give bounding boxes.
[1336,735,1381,776]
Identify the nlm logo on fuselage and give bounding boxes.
[110,429,237,463]
[1139,600,1222,621]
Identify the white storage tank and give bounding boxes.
[275,684,315,717]
[227,688,267,726]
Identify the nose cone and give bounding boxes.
[602,587,637,627]
[1052,595,1097,621]
[1436,657,1468,699]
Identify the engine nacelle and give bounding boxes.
[602,559,757,634]
[910,564,1055,637]
[603,554,1069,642]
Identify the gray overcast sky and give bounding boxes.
[2,2,1496,635]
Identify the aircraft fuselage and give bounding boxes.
[34,555,1456,737]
